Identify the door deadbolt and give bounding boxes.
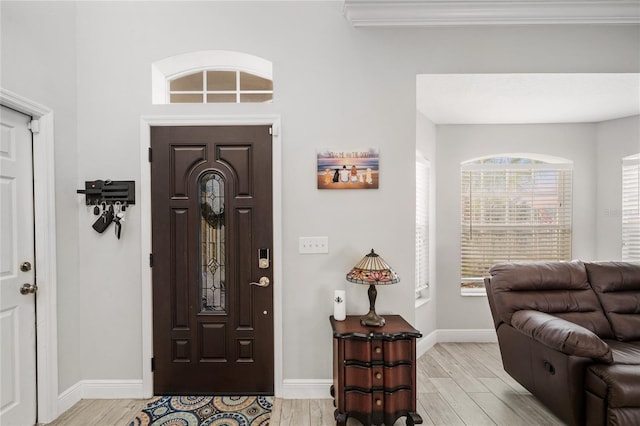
[258,248,270,269]
[20,283,37,295]
[20,261,32,272]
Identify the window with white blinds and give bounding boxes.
[416,158,430,299]
[460,156,573,293]
[622,154,640,261]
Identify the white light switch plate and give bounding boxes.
[299,236,329,254]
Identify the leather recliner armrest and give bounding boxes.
[511,310,613,363]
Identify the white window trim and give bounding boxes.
[464,152,574,165]
[622,153,640,261]
[152,50,273,104]
[415,153,430,304]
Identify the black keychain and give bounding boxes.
[92,204,114,233]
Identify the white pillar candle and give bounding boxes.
[334,290,346,321]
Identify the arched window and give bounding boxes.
[460,154,573,294]
[152,51,273,104]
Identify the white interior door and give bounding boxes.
[0,106,36,426]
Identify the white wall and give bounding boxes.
[595,115,640,259]
[435,123,598,329]
[2,0,639,397]
[1,2,81,393]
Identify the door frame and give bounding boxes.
[139,115,283,397]
[0,88,59,423]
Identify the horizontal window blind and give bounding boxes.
[461,160,572,288]
[416,160,429,298]
[622,155,640,261]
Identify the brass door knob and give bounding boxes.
[375,372,382,380]
[20,283,37,295]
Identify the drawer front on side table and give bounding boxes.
[344,338,412,364]
[345,364,372,389]
[344,389,414,426]
[344,339,381,363]
[345,389,413,413]
[344,364,413,390]
[384,339,412,363]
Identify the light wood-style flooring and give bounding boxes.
[44,343,564,426]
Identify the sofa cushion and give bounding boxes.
[489,261,614,338]
[512,310,613,363]
[585,262,640,341]
[608,340,640,365]
[586,363,640,408]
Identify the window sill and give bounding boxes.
[460,288,487,297]
[415,297,431,309]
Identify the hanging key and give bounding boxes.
[114,204,125,239]
[114,217,122,239]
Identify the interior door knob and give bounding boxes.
[250,277,270,287]
[20,283,37,295]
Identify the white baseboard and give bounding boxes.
[57,380,145,418]
[416,329,438,358]
[435,328,497,343]
[57,382,83,416]
[80,379,145,399]
[280,379,333,399]
[417,329,497,358]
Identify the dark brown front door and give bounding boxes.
[151,125,273,395]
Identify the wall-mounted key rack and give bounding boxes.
[77,179,135,206]
[78,180,135,238]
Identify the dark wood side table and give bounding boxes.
[330,315,423,426]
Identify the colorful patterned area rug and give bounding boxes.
[128,395,272,426]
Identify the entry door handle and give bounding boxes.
[250,277,270,288]
[20,283,37,295]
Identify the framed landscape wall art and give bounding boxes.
[317,148,379,189]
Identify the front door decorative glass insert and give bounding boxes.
[200,172,226,312]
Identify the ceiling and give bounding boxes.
[416,73,640,124]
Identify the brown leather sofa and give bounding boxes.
[485,260,640,426]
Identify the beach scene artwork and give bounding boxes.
[317,148,379,189]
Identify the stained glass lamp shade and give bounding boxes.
[346,249,400,327]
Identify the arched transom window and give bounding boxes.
[152,50,273,104]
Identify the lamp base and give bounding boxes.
[360,310,385,327]
[360,284,386,327]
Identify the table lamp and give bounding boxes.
[346,249,400,327]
